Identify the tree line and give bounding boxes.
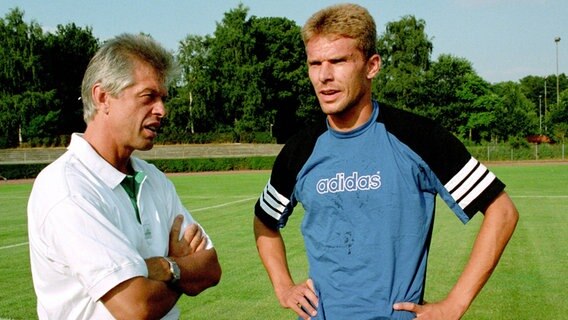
[1,5,566,149]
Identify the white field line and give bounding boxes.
[511,195,568,198]
[1,196,258,250]
[0,195,29,200]
[190,196,257,212]
[0,242,28,250]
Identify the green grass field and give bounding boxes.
[0,163,567,319]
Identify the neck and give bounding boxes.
[327,100,374,132]
[83,124,133,174]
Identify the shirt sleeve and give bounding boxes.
[254,152,297,230]
[254,122,326,230]
[409,118,505,221]
[43,196,148,301]
[378,104,505,222]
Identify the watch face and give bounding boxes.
[165,257,180,283]
[171,261,181,281]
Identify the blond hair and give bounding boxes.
[302,3,377,59]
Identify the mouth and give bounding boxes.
[143,122,161,136]
[320,88,339,95]
[318,88,341,102]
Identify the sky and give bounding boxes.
[0,0,566,84]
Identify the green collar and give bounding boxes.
[120,171,145,223]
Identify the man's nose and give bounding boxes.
[154,100,166,118]
[319,62,334,82]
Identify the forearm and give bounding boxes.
[103,249,221,318]
[173,248,222,296]
[101,276,181,320]
[445,192,519,315]
[254,217,295,297]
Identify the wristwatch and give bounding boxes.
[163,256,180,283]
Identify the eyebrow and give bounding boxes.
[308,53,351,64]
[139,87,167,97]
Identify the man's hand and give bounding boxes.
[393,300,463,320]
[146,256,171,282]
[168,215,207,257]
[276,279,318,320]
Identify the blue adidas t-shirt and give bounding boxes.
[255,101,505,319]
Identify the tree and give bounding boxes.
[421,54,491,136]
[172,34,214,136]
[548,88,568,143]
[173,5,315,143]
[41,23,99,136]
[207,3,258,138]
[0,9,97,148]
[17,90,60,145]
[464,93,499,142]
[519,75,558,135]
[491,82,537,141]
[0,94,20,147]
[0,8,44,147]
[249,16,314,142]
[374,15,433,110]
[0,8,43,94]
[0,6,560,147]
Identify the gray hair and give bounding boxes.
[81,33,175,123]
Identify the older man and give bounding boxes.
[28,34,221,319]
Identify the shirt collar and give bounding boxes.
[67,133,127,189]
[327,100,379,138]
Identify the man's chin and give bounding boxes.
[320,104,345,116]
[136,139,155,151]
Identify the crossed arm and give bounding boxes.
[101,215,221,319]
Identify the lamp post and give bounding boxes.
[544,80,548,132]
[555,37,561,106]
[539,94,542,134]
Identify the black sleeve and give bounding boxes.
[254,121,327,230]
[377,104,505,218]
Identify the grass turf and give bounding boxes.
[0,164,566,319]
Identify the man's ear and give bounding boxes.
[366,54,381,80]
[92,84,110,115]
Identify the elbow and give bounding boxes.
[204,250,222,288]
[506,203,520,233]
[511,207,519,226]
[101,277,177,320]
[109,303,165,320]
[205,259,222,289]
[187,264,222,296]
[210,262,222,288]
[498,205,519,242]
[490,192,520,234]
[185,252,222,296]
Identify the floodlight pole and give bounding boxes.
[555,37,561,106]
[539,95,542,134]
[544,80,548,132]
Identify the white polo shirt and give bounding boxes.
[28,133,212,319]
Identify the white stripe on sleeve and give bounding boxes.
[444,157,477,191]
[259,181,290,220]
[458,171,496,209]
